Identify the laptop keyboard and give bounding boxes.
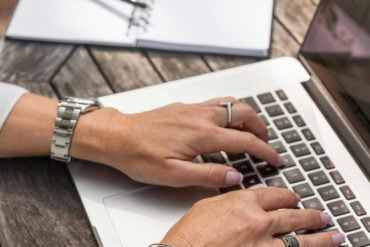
[201,89,370,247]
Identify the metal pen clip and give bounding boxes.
[120,0,147,8]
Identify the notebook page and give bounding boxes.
[6,0,136,46]
[136,0,274,56]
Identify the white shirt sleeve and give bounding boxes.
[0,82,28,130]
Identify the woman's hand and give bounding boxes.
[161,187,345,247]
[72,97,282,187]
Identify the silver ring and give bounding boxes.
[219,101,233,127]
[279,235,300,247]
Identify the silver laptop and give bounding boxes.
[68,0,370,246]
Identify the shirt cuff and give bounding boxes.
[0,82,28,130]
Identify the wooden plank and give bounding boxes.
[271,19,300,58]
[52,46,113,98]
[274,0,317,43]
[89,47,162,92]
[203,55,256,71]
[147,51,210,81]
[0,40,73,83]
[0,158,97,246]
[14,81,58,99]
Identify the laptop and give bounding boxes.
[68,0,370,246]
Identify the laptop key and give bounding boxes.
[280,154,296,168]
[311,142,325,155]
[276,90,288,101]
[301,128,315,141]
[232,160,254,175]
[361,217,370,232]
[240,97,261,113]
[227,153,246,162]
[308,171,330,186]
[320,156,335,169]
[348,231,370,247]
[282,130,302,143]
[327,200,350,216]
[293,183,315,198]
[284,102,297,113]
[292,115,306,127]
[251,156,263,164]
[257,93,276,104]
[340,186,356,201]
[283,169,305,184]
[350,201,367,216]
[317,185,339,201]
[273,117,293,130]
[265,105,284,117]
[330,171,345,184]
[267,128,278,140]
[243,175,261,188]
[270,141,287,153]
[302,198,325,211]
[299,157,320,171]
[337,215,361,232]
[266,177,287,188]
[291,143,311,157]
[260,115,270,126]
[257,164,278,178]
[201,152,226,163]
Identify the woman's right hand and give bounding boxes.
[161,187,345,247]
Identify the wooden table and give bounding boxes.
[0,1,319,246]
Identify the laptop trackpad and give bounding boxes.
[103,186,218,246]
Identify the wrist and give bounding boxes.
[69,107,124,164]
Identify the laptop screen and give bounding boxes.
[300,0,370,151]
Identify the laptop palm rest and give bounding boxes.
[103,184,218,246]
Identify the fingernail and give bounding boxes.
[249,183,266,189]
[295,193,301,202]
[321,212,332,226]
[332,233,345,246]
[225,171,243,186]
[276,155,285,167]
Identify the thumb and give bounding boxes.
[168,159,243,188]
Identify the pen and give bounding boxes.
[120,0,147,8]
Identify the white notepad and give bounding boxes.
[6,0,274,57]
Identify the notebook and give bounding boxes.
[5,0,274,57]
[67,0,370,246]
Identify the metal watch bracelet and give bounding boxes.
[51,97,101,162]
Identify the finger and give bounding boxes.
[166,159,243,188]
[250,187,299,211]
[272,232,346,247]
[217,103,268,141]
[198,128,281,167]
[197,97,239,107]
[269,209,331,234]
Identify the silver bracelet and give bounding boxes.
[148,244,174,247]
[50,97,101,162]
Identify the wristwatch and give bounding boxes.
[51,97,101,162]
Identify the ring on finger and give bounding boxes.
[279,235,300,247]
[218,101,233,128]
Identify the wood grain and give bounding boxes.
[147,51,210,81]
[0,40,73,83]
[52,46,113,98]
[0,1,318,246]
[0,158,97,247]
[90,47,162,92]
[275,0,317,43]
[270,19,300,58]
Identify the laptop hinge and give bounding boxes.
[302,78,370,180]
